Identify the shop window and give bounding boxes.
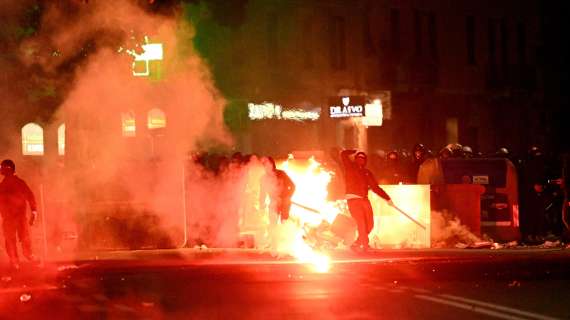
[147,108,166,129]
[329,16,346,70]
[22,123,44,156]
[446,118,459,144]
[390,9,400,54]
[121,111,136,137]
[58,124,65,156]
[466,16,476,65]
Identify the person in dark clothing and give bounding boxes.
[340,150,392,250]
[525,181,549,242]
[462,146,474,158]
[410,143,430,183]
[265,157,296,222]
[0,160,38,270]
[519,146,548,243]
[379,151,406,184]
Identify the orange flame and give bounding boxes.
[275,155,341,273]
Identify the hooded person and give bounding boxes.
[340,150,392,251]
[0,159,38,270]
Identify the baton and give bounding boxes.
[388,202,427,230]
[292,201,321,214]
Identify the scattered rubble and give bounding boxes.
[540,240,562,248]
[19,293,32,303]
[508,280,521,287]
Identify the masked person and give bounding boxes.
[341,150,392,251]
[0,160,38,270]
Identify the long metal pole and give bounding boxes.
[180,162,188,248]
[39,184,48,262]
[291,201,320,214]
[388,202,427,230]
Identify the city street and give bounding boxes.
[1,248,569,319]
[1,0,570,319]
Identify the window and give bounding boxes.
[22,123,44,156]
[147,108,166,129]
[428,12,437,60]
[466,16,476,65]
[414,10,422,55]
[488,19,498,65]
[517,22,526,65]
[267,12,279,65]
[58,124,65,156]
[363,9,375,56]
[500,18,508,67]
[390,9,400,54]
[302,19,313,68]
[121,111,136,137]
[446,118,459,144]
[329,16,346,70]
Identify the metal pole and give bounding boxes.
[388,201,427,230]
[180,162,188,248]
[39,184,48,262]
[291,201,320,214]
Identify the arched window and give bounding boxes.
[58,124,65,156]
[22,123,44,156]
[121,111,136,137]
[147,108,166,129]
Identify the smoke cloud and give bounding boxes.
[430,210,483,248]
[1,0,244,257]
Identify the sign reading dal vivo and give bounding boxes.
[329,96,366,118]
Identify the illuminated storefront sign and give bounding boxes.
[329,96,366,118]
[248,102,320,121]
[361,99,383,127]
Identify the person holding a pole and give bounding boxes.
[0,159,38,270]
[262,157,296,223]
[340,150,392,251]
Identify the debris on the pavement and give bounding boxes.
[540,240,562,248]
[455,243,468,249]
[492,243,502,249]
[508,280,521,287]
[19,293,32,303]
[469,241,494,249]
[1,276,12,282]
[57,264,79,272]
[141,301,155,308]
[505,241,519,248]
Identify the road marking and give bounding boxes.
[77,304,106,313]
[409,287,431,294]
[439,294,560,320]
[387,289,404,293]
[0,284,58,295]
[192,257,425,266]
[415,294,529,320]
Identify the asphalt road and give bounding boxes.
[1,248,569,319]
